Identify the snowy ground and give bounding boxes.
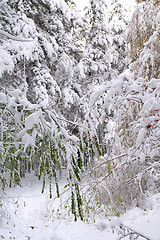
[0,173,160,240]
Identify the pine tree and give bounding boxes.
[75,0,112,88]
[0,0,85,131]
[108,0,128,75]
[0,1,84,217]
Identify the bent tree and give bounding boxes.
[0,0,89,221]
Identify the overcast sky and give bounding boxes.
[74,0,136,11]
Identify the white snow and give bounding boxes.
[22,130,37,151]
[0,48,14,78]
[25,111,41,130]
[136,128,146,146]
[0,173,160,240]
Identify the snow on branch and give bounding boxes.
[56,116,90,130]
[0,0,8,8]
[44,109,79,144]
[0,29,33,42]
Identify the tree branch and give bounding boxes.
[0,29,33,42]
[56,116,90,130]
[0,0,8,8]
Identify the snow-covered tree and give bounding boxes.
[79,0,160,218]
[74,0,112,88]
[72,1,111,158]
[108,0,128,75]
[74,0,130,157]
[0,0,83,110]
[0,0,86,220]
[126,0,160,80]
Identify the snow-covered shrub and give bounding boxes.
[79,0,160,219]
[80,69,160,218]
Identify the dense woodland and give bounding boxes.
[0,0,160,221]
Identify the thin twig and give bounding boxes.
[56,116,90,130]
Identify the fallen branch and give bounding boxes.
[112,223,153,240]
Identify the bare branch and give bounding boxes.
[0,29,33,42]
[56,116,90,130]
